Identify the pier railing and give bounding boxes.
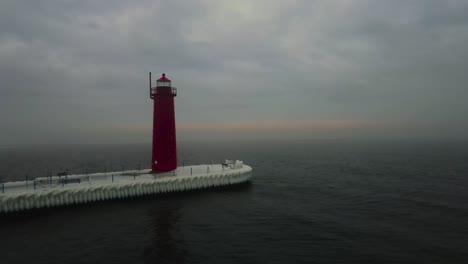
[0,160,244,194]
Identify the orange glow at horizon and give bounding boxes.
[177,120,374,133]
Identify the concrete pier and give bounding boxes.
[0,163,252,213]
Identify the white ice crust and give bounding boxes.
[0,163,252,213]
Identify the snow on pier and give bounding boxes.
[0,162,252,213]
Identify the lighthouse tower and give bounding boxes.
[149,72,177,172]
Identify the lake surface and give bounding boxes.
[1,140,467,263]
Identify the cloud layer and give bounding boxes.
[1,0,468,144]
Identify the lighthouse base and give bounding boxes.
[149,169,176,175]
[0,163,252,213]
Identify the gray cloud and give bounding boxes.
[1,0,468,145]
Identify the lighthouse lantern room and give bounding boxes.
[149,72,177,173]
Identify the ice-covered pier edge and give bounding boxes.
[0,161,252,213]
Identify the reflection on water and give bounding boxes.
[144,200,187,264]
[141,183,253,264]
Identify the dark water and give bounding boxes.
[1,140,468,264]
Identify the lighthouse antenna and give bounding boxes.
[149,72,152,98]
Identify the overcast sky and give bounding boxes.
[1,0,468,145]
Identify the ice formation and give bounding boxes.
[0,163,252,213]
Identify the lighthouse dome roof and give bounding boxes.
[157,73,171,82]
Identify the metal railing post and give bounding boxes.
[104,166,107,180]
[207,166,209,173]
[34,180,37,190]
[191,167,192,175]
[134,173,136,180]
[112,174,114,182]
[0,175,5,193]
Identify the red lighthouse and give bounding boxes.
[149,72,177,172]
